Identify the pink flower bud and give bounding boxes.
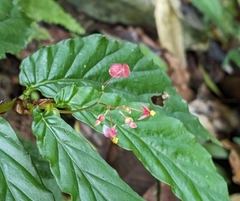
[109,63,130,78]
[109,63,123,78]
[94,115,105,126]
[125,117,137,128]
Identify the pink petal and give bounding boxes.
[103,125,117,138]
[138,113,149,120]
[103,125,112,138]
[122,63,130,78]
[109,63,123,78]
[138,104,151,120]
[111,125,117,136]
[129,122,137,128]
[141,104,150,114]
[94,120,101,126]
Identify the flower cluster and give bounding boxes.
[94,63,157,144]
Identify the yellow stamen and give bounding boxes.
[150,110,156,116]
[112,137,119,144]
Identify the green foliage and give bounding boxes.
[32,109,144,201]
[139,43,168,71]
[223,48,240,70]
[233,137,240,145]
[0,0,84,59]
[19,34,218,144]
[203,142,229,159]
[190,0,223,28]
[190,0,235,36]
[17,34,229,200]
[29,22,52,42]
[199,65,223,97]
[55,85,228,201]
[0,0,32,59]
[16,0,85,35]
[189,0,240,70]
[0,117,54,200]
[20,139,63,200]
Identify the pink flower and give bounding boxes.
[125,117,137,128]
[94,115,105,126]
[103,125,117,138]
[138,104,156,120]
[109,63,130,78]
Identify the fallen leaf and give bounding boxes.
[222,140,240,185]
[230,193,240,201]
[154,0,186,68]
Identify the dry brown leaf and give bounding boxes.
[222,140,240,185]
[154,0,186,68]
[230,193,240,201]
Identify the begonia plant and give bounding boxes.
[0,34,230,201]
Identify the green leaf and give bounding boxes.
[215,163,231,185]
[54,85,230,201]
[19,34,217,144]
[29,22,52,42]
[20,139,62,201]
[233,137,240,145]
[0,0,32,59]
[16,0,85,34]
[223,49,240,70]
[203,142,229,159]
[31,108,144,201]
[199,65,223,97]
[0,117,54,200]
[139,43,168,71]
[190,0,223,26]
[190,0,234,35]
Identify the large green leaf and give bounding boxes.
[16,0,85,34]
[54,85,230,201]
[0,117,54,200]
[31,109,144,201]
[19,34,217,144]
[20,139,62,201]
[0,0,32,59]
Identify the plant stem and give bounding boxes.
[58,101,98,114]
[58,87,106,114]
